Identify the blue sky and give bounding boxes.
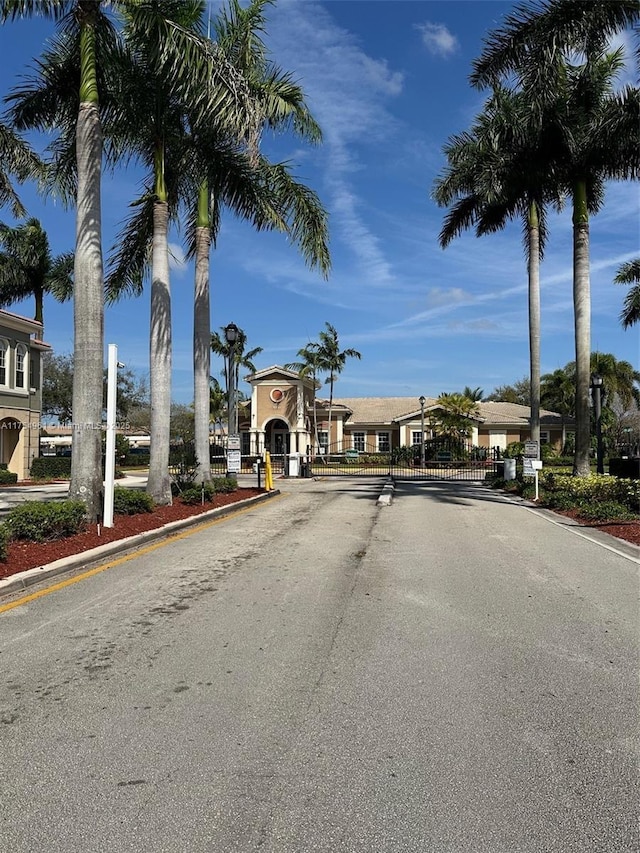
[1,0,638,405]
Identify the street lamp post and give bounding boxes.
[224,323,239,436]
[419,395,426,468]
[590,373,604,475]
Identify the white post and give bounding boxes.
[103,344,118,528]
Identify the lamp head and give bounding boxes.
[419,395,426,406]
[590,373,603,388]
[224,322,239,345]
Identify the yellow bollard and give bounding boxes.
[265,451,273,491]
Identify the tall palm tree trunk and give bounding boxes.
[572,181,592,476]
[147,199,173,504]
[68,16,104,520]
[528,200,541,447]
[193,183,212,483]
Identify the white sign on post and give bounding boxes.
[524,440,539,458]
[227,449,242,474]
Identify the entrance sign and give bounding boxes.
[524,440,539,458]
[227,434,241,450]
[227,449,241,473]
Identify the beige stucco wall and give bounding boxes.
[0,409,40,479]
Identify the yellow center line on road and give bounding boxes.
[0,493,285,614]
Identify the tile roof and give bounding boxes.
[326,397,569,426]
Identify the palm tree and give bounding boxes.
[211,326,262,430]
[313,323,361,451]
[0,121,42,218]
[285,342,324,455]
[102,2,265,503]
[0,218,73,336]
[433,393,480,440]
[4,1,260,510]
[541,368,575,451]
[433,84,563,450]
[209,376,227,440]
[614,258,640,328]
[461,386,485,402]
[470,0,640,476]
[187,0,329,483]
[2,1,122,517]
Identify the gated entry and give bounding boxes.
[309,438,500,481]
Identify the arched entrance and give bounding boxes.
[265,418,290,457]
[0,417,23,476]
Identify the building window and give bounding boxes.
[352,432,365,452]
[0,341,6,385]
[540,431,550,445]
[241,432,250,455]
[377,432,390,452]
[15,344,26,389]
[318,431,328,452]
[29,353,35,389]
[412,431,423,447]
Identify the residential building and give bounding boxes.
[0,309,50,479]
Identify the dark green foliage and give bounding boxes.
[112,487,154,515]
[179,488,207,505]
[30,456,72,479]
[577,501,636,522]
[0,524,8,561]
[0,469,18,484]
[212,476,237,494]
[5,500,86,542]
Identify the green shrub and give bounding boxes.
[179,487,207,505]
[113,487,154,515]
[5,500,86,542]
[0,524,8,561]
[542,490,580,511]
[576,501,636,522]
[30,456,72,480]
[0,469,18,484]
[520,483,538,500]
[211,476,237,494]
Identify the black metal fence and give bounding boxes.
[307,438,500,481]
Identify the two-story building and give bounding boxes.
[0,309,50,479]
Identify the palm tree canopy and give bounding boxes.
[614,258,640,328]
[315,322,361,388]
[0,217,73,325]
[470,0,640,91]
[433,84,562,254]
[0,122,43,217]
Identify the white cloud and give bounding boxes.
[266,1,403,287]
[416,22,459,59]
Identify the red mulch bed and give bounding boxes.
[0,488,263,580]
[552,508,640,547]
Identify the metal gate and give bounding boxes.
[308,439,500,481]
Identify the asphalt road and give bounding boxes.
[1,477,638,852]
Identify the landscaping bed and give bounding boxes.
[0,487,263,581]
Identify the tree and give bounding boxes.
[485,377,531,405]
[4,0,260,511]
[3,0,120,517]
[42,351,148,426]
[209,376,227,439]
[0,120,42,218]
[471,0,640,476]
[432,393,480,440]
[461,386,485,402]
[42,351,74,425]
[541,367,575,450]
[211,325,262,431]
[285,342,324,454]
[187,0,329,483]
[614,258,640,328]
[313,323,361,450]
[0,217,72,336]
[433,84,563,449]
